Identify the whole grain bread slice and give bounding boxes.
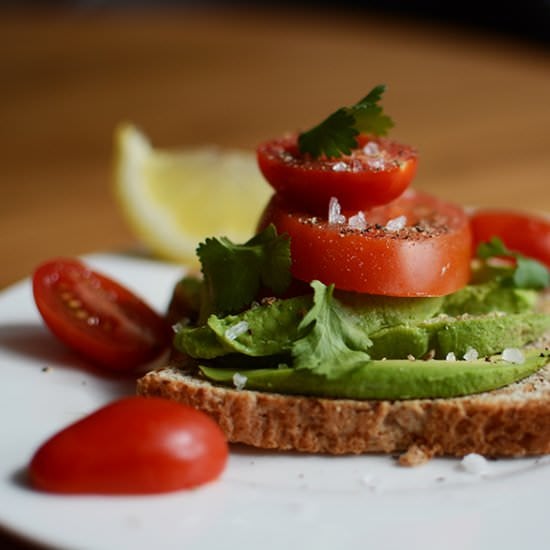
[137,349,550,464]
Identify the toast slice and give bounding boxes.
[137,343,550,465]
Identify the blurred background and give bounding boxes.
[8,0,550,44]
[1,0,549,288]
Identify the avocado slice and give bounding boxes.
[200,350,550,400]
[174,295,311,358]
[368,312,550,360]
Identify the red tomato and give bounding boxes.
[33,258,171,371]
[470,210,550,267]
[256,133,418,214]
[28,396,228,494]
[259,190,472,297]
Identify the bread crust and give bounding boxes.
[137,358,550,460]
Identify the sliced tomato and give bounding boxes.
[33,258,171,371]
[256,133,418,214]
[470,210,550,267]
[258,191,471,297]
[28,396,228,494]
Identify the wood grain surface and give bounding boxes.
[1,7,549,290]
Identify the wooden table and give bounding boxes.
[1,7,549,291]
[1,6,549,548]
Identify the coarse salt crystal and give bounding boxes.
[459,453,489,475]
[171,321,186,333]
[446,351,457,361]
[502,347,525,364]
[360,473,381,492]
[224,321,249,341]
[348,211,367,230]
[463,347,479,361]
[367,157,385,170]
[385,215,407,232]
[363,141,380,156]
[332,161,348,172]
[232,372,248,391]
[328,197,346,225]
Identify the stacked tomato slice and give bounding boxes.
[257,133,472,297]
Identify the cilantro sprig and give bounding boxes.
[297,84,394,159]
[291,281,372,379]
[197,224,291,319]
[477,237,549,290]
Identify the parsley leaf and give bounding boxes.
[476,237,549,290]
[197,224,291,318]
[291,281,372,378]
[297,84,394,159]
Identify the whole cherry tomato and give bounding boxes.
[28,396,228,494]
[33,258,171,371]
[258,190,471,297]
[257,133,417,214]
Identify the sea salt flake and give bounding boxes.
[385,215,407,232]
[360,473,381,491]
[446,352,457,361]
[224,321,249,341]
[459,453,489,475]
[232,372,248,391]
[367,157,385,170]
[348,211,367,230]
[328,197,346,225]
[463,347,479,361]
[502,347,525,364]
[171,321,187,333]
[363,141,380,156]
[332,161,348,172]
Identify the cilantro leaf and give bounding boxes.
[297,84,394,159]
[476,237,549,290]
[291,281,372,378]
[297,108,358,159]
[476,237,508,260]
[197,224,291,318]
[514,257,550,289]
[352,85,394,136]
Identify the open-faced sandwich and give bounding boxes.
[137,86,550,465]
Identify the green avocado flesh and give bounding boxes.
[369,312,550,359]
[199,350,550,400]
[172,278,550,400]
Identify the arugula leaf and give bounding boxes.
[297,84,394,159]
[197,224,291,318]
[476,237,549,290]
[291,281,372,379]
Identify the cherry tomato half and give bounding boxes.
[470,210,550,268]
[28,396,228,494]
[33,258,171,371]
[259,190,471,297]
[257,133,418,214]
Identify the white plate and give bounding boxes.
[1,253,550,550]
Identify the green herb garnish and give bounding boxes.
[297,84,394,159]
[477,237,549,290]
[291,281,372,378]
[197,224,291,319]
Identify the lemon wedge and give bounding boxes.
[114,124,272,264]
